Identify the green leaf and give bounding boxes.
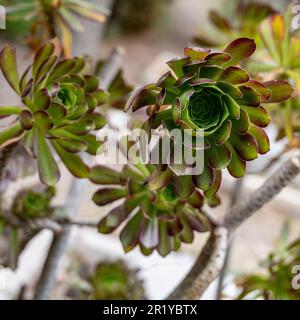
[35,56,57,84]
[47,103,67,123]
[248,124,270,154]
[193,161,214,191]
[184,47,210,61]
[242,106,270,128]
[204,169,222,198]
[263,80,294,103]
[0,44,20,94]
[223,38,256,67]
[158,220,171,257]
[22,129,36,158]
[219,66,249,84]
[33,110,53,130]
[148,168,173,191]
[120,211,144,252]
[52,140,90,178]
[199,65,224,79]
[34,89,51,110]
[216,81,242,98]
[93,188,127,206]
[215,120,232,145]
[244,80,271,102]
[58,139,87,153]
[167,56,190,78]
[207,142,232,169]
[33,42,55,80]
[237,86,261,107]
[172,97,182,125]
[20,110,33,130]
[90,165,122,185]
[223,94,240,119]
[0,122,22,146]
[47,59,76,83]
[229,132,258,161]
[226,143,246,178]
[173,175,194,199]
[125,84,158,112]
[98,204,129,234]
[205,52,231,65]
[36,129,60,186]
[84,75,99,92]
[231,108,250,134]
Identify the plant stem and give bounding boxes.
[167,227,228,300]
[166,153,300,300]
[223,153,300,230]
[39,0,56,39]
[216,178,244,300]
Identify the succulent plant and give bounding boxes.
[236,227,300,300]
[12,187,55,219]
[90,162,210,257]
[245,7,300,145]
[90,260,146,300]
[5,0,109,56]
[124,38,293,202]
[194,0,277,49]
[66,259,146,300]
[0,40,108,186]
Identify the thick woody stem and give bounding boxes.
[223,154,300,230]
[167,227,228,300]
[167,153,300,300]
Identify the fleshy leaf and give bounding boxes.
[242,106,270,127]
[0,44,20,94]
[98,204,129,234]
[226,143,246,178]
[248,124,270,154]
[173,175,194,199]
[215,120,232,145]
[148,168,173,191]
[36,129,60,186]
[90,165,122,185]
[184,47,210,61]
[193,162,214,191]
[229,132,258,160]
[207,142,232,169]
[223,38,256,67]
[263,80,294,103]
[0,123,22,146]
[93,188,127,206]
[219,66,249,84]
[33,42,55,80]
[52,140,90,178]
[120,211,144,252]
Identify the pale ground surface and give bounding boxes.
[0,0,299,300]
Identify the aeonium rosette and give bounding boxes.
[0,40,108,185]
[90,163,210,257]
[125,38,293,203]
